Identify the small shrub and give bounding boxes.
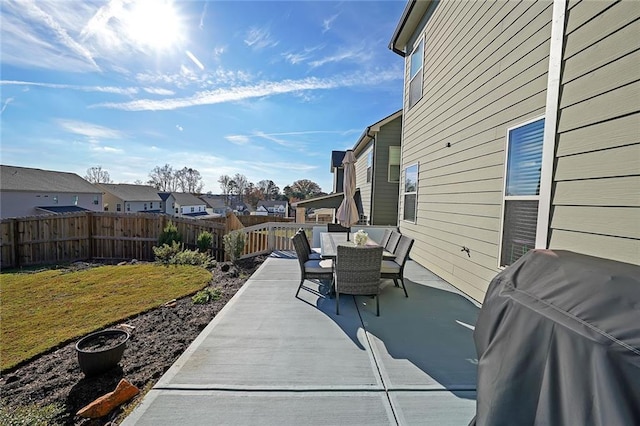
[196,231,213,253]
[153,241,183,264]
[158,221,182,246]
[223,230,246,263]
[192,287,223,304]
[170,248,214,268]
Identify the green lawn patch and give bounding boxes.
[1,264,211,371]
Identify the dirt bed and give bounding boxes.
[1,257,265,425]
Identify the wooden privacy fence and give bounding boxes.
[0,212,225,269]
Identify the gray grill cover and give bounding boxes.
[471,249,640,426]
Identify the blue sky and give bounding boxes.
[0,0,406,194]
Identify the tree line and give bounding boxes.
[84,165,325,207]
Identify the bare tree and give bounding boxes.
[232,173,249,198]
[176,167,204,193]
[257,179,280,200]
[218,174,233,205]
[84,166,112,184]
[147,164,176,191]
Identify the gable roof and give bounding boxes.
[353,109,402,156]
[199,195,227,209]
[172,192,204,206]
[389,0,435,56]
[158,192,173,202]
[97,183,162,202]
[331,151,346,171]
[1,165,101,194]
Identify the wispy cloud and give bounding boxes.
[57,119,125,140]
[309,44,373,68]
[186,50,205,71]
[1,97,15,115]
[282,45,324,65]
[142,87,175,96]
[176,125,184,132]
[199,1,209,30]
[92,67,402,112]
[322,14,339,33]
[225,135,251,145]
[91,145,123,153]
[244,25,278,50]
[1,80,138,95]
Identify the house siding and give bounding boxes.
[399,0,553,302]
[0,192,101,218]
[549,0,640,265]
[355,143,373,223]
[372,117,402,226]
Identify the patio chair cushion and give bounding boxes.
[309,252,322,260]
[304,259,333,274]
[380,260,401,274]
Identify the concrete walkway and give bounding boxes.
[122,254,480,425]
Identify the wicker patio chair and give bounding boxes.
[381,235,414,298]
[292,232,333,297]
[334,245,384,316]
[297,228,321,260]
[379,229,393,247]
[385,231,402,253]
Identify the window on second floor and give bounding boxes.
[144,203,147,210]
[388,146,401,183]
[366,150,373,183]
[403,163,418,223]
[117,203,122,212]
[53,195,58,205]
[126,203,130,211]
[93,195,99,205]
[72,195,78,206]
[190,206,195,212]
[408,39,424,109]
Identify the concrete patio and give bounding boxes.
[122,252,481,425]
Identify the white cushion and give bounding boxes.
[304,259,333,273]
[380,260,400,274]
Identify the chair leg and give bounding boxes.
[295,279,303,297]
[393,278,400,288]
[376,295,379,316]
[336,291,340,315]
[400,277,408,298]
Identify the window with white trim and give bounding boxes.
[366,150,373,183]
[408,39,424,109]
[500,118,544,267]
[93,195,99,205]
[388,146,400,182]
[402,163,418,222]
[117,203,122,212]
[72,195,78,206]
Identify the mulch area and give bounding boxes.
[0,256,265,425]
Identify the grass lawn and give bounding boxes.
[1,263,211,371]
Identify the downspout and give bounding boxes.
[365,128,375,226]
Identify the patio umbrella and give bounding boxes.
[336,150,359,240]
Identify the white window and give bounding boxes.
[93,195,99,205]
[366,150,373,183]
[403,163,418,222]
[388,146,401,182]
[499,118,545,267]
[190,206,195,212]
[72,195,78,206]
[53,195,58,205]
[126,203,130,211]
[408,39,424,109]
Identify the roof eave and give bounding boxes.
[389,0,433,56]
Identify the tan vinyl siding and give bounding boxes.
[550,0,640,265]
[399,1,553,301]
[371,117,402,225]
[355,144,373,223]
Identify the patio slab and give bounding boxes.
[123,256,480,425]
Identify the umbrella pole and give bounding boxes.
[346,229,350,241]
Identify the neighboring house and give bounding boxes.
[389,0,640,302]
[256,200,289,218]
[0,165,102,219]
[352,109,402,226]
[330,150,346,193]
[199,194,230,216]
[171,192,208,217]
[97,184,163,213]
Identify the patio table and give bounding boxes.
[320,232,396,260]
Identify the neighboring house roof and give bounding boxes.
[172,192,204,206]
[36,206,91,214]
[353,109,403,156]
[257,200,288,209]
[331,151,346,170]
[97,184,162,202]
[292,189,363,213]
[158,192,172,202]
[388,0,434,56]
[0,165,100,194]
[200,196,227,209]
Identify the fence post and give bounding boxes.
[267,223,275,251]
[86,212,93,259]
[12,218,20,268]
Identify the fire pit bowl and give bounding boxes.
[76,329,129,377]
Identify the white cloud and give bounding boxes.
[244,25,278,50]
[186,50,205,71]
[309,45,373,68]
[212,46,226,60]
[91,145,124,153]
[322,14,339,33]
[1,97,15,114]
[57,119,125,140]
[282,45,324,65]
[1,80,138,95]
[176,125,183,131]
[142,87,175,96]
[92,67,402,112]
[225,135,250,145]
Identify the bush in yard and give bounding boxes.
[196,231,214,253]
[153,241,183,264]
[223,230,246,263]
[192,287,223,304]
[170,248,214,268]
[158,220,182,246]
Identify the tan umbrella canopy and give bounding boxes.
[336,150,359,240]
